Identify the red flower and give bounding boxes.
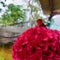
[12,26,60,60]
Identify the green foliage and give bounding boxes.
[0,4,26,26]
[33,12,41,19]
[0,0,42,25]
[29,4,38,12]
[27,0,42,20]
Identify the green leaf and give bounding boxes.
[0,3,26,26]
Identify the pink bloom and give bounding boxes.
[12,26,60,60]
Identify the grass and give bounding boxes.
[0,44,12,60]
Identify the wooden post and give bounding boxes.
[49,0,54,13]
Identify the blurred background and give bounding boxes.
[0,0,47,60]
